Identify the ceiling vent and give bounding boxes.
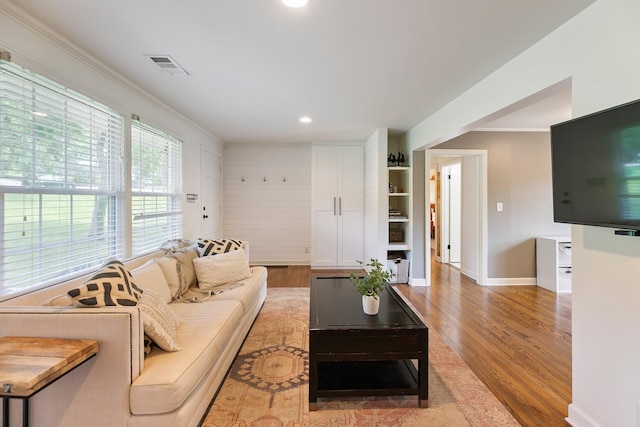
[146,55,189,76]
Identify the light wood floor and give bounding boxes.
[264,258,572,427]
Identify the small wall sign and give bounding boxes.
[186,194,198,203]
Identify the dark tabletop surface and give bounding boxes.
[310,277,424,330]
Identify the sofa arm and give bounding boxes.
[0,306,144,427]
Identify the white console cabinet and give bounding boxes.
[536,236,572,293]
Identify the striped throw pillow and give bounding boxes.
[197,238,243,257]
[68,260,143,307]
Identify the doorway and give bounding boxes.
[441,160,461,269]
[425,149,487,286]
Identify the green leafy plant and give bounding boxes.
[350,258,395,299]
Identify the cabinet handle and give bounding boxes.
[339,197,342,215]
[333,197,336,216]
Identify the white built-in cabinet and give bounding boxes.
[386,134,412,283]
[311,145,364,268]
[536,236,572,293]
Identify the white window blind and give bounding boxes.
[131,121,182,255]
[0,60,125,294]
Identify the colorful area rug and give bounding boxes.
[202,288,520,426]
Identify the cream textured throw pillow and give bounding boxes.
[137,290,181,352]
[40,293,74,306]
[131,259,172,303]
[193,248,251,289]
[154,257,182,300]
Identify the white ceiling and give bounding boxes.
[479,87,573,131]
[6,0,592,144]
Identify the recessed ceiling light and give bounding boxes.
[282,0,309,8]
[299,116,312,123]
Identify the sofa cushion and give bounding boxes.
[130,300,244,415]
[131,259,172,303]
[196,238,243,257]
[193,249,251,289]
[68,260,143,307]
[210,266,267,312]
[137,290,181,352]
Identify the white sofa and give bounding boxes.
[0,242,267,427]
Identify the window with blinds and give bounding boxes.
[131,121,182,255]
[0,60,125,293]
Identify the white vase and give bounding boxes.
[362,294,380,315]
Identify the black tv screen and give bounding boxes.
[551,98,640,231]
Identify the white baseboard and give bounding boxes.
[566,403,603,427]
[256,260,308,267]
[408,277,429,286]
[460,267,476,281]
[484,277,537,286]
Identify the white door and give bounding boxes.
[200,149,221,239]
[441,161,461,266]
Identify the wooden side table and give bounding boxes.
[0,337,99,427]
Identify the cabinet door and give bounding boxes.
[311,145,364,268]
[337,146,364,266]
[312,210,339,266]
[311,147,340,266]
[312,148,339,212]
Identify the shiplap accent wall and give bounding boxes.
[223,144,311,265]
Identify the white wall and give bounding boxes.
[411,151,426,280]
[460,155,479,281]
[223,144,311,265]
[364,128,387,263]
[408,0,640,425]
[0,3,223,247]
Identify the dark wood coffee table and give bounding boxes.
[309,277,428,410]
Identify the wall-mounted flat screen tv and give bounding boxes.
[551,98,640,231]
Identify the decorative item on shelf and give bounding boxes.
[387,152,396,167]
[349,258,395,315]
[389,229,404,243]
[389,208,407,219]
[387,256,410,284]
[397,151,406,166]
